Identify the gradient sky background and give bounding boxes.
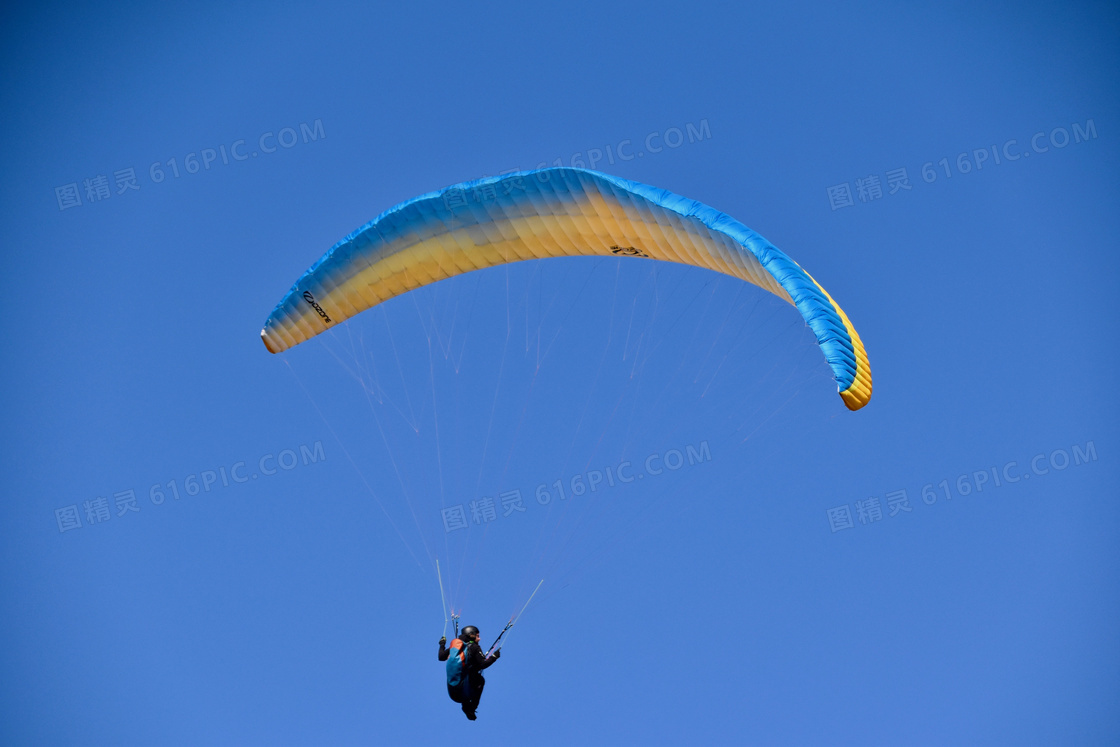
[2,2,1118,745]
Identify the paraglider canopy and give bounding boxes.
[261,167,871,410]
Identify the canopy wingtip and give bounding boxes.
[260,328,282,354]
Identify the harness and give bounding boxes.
[445,637,468,688]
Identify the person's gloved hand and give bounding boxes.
[439,636,446,646]
[492,649,501,659]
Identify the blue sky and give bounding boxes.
[1,1,1117,744]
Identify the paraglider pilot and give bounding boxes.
[438,626,500,720]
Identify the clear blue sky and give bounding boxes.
[2,2,1117,744]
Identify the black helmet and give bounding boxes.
[461,626,479,641]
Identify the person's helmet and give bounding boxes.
[461,626,479,641]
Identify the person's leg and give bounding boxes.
[474,674,486,707]
[459,677,476,718]
[464,674,486,712]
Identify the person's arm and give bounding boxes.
[466,642,500,670]
[438,637,449,661]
